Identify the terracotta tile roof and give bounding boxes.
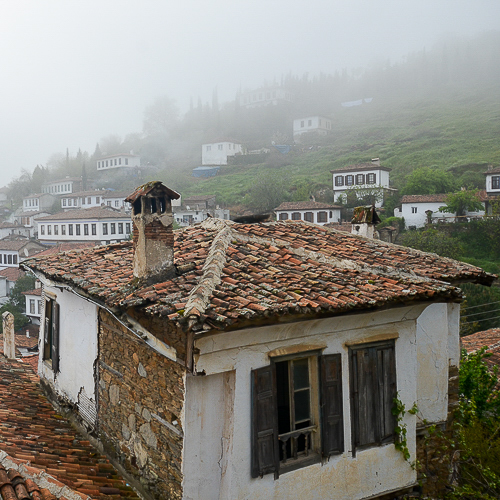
[462,328,500,378]
[36,208,129,222]
[0,357,140,499]
[22,288,43,296]
[15,211,49,218]
[23,219,496,333]
[485,166,500,175]
[401,194,448,203]
[125,181,180,204]
[0,268,24,281]
[274,201,342,211]
[0,222,20,229]
[0,241,40,251]
[33,243,96,258]
[330,163,391,173]
[61,190,111,198]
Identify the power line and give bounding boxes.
[461,315,500,326]
[465,307,500,318]
[462,300,500,311]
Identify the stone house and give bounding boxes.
[22,181,495,500]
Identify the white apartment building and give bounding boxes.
[41,177,82,195]
[96,154,140,171]
[61,190,131,212]
[22,193,56,212]
[293,116,332,139]
[238,87,293,108]
[37,207,132,245]
[274,201,342,226]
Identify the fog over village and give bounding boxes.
[0,1,500,500]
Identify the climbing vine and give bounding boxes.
[392,394,418,463]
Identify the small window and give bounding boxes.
[40,225,45,235]
[218,144,223,150]
[37,300,41,314]
[111,223,116,235]
[278,213,289,221]
[30,299,35,314]
[300,120,304,128]
[53,225,58,235]
[251,353,343,478]
[356,174,365,185]
[107,201,111,207]
[61,225,66,235]
[118,223,123,234]
[346,175,354,186]
[412,207,417,214]
[125,158,128,165]
[317,211,327,223]
[367,173,376,184]
[492,176,500,190]
[62,199,67,206]
[76,224,81,236]
[82,197,85,205]
[68,224,73,236]
[96,197,100,204]
[7,255,12,264]
[84,224,89,236]
[88,197,91,204]
[91,224,96,235]
[12,255,17,265]
[47,225,52,235]
[291,212,301,220]
[102,223,108,235]
[115,200,119,207]
[335,176,344,187]
[126,223,131,234]
[308,119,312,126]
[206,146,211,151]
[304,212,314,222]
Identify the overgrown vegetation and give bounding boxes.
[445,348,500,498]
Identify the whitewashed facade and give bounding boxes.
[96,154,140,171]
[202,141,243,165]
[37,208,132,244]
[293,116,332,138]
[184,302,460,500]
[238,87,293,108]
[22,193,56,212]
[41,177,81,195]
[274,201,342,225]
[331,160,392,208]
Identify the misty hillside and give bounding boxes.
[140,31,500,207]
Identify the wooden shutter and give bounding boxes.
[320,354,344,458]
[377,345,396,441]
[51,302,60,373]
[251,365,279,478]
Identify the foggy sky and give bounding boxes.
[0,0,498,188]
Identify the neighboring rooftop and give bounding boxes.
[33,243,96,258]
[36,207,129,221]
[462,328,500,371]
[401,194,449,204]
[330,162,392,173]
[0,268,24,281]
[23,219,495,334]
[0,356,140,499]
[274,201,342,211]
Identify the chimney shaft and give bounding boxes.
[126,182,180,282]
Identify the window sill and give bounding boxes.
[278,452,321,475]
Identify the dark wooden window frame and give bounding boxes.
[335,176,344,187]
[367,173,376,184]
[251,352,343,479]
[349,340,396,455]
[43,297,60,373]
[356,174,365,185]
[492,176,500,190]
[317,211,327,223]
[304,212,314,223]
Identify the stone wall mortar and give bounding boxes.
[98,309,185,500]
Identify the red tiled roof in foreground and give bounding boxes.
[0,356,139,499]
[23,219,496,333]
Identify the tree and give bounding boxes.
[399,227,463,259]
[401,167,456,195]
[143,96,179,137]
[438,189,484,217]
[0,303,29,333]
[244,172,288,213]
[9,274,36,309]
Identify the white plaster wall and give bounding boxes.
[39,287,98,408]
[183,304,449,500]
[275,208,341,225]
[202,142,242,165]
[486,174,500,194]
[401,202,452,228]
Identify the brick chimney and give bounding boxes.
[125,182,181,281]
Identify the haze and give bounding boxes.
[0,0,498,188]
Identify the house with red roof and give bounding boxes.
[22,181,496,500]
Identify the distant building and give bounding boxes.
[173,194,229,226]
[238,86,293,109]
[23,286,43,325]
[96,154,140,171]
[0,240,46,269]
[0,268,24,305]
[41,177,82,195]
[293,116,332,139]
[13,210,51,238]
[60,190,131,212]
[22,193,56,213]
[36,207,132,245]
[202,141,243,166]
[484,165,500,214]
[274,201,342,226]
[0,222,31,240]
[331,159,394,208]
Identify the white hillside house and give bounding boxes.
[331,159,393,208]
[96,154,140,171]
[202,141,242,165]
[293,116,332,139]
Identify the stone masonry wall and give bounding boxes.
[416,364,459,498]
[98,309,185,500]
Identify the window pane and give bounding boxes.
[294,389,310,423]
[293,358,309,390]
